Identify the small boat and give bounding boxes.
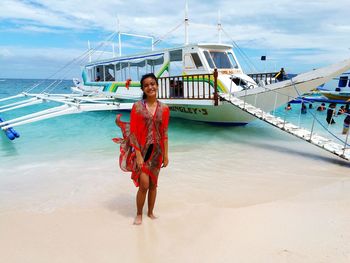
[320,74,350,101]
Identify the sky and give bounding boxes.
[0,0,349,79]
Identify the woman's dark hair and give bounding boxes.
[140,73,158,99]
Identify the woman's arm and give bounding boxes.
[162,106,170,168]
[162,139,169,167]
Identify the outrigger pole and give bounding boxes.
[0,93,134,130]
[118,32,154,56]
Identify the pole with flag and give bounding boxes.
[261,55,267,73]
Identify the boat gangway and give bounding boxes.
[219,93,350,161]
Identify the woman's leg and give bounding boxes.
[134,172,149,225]
[147,180,157,219]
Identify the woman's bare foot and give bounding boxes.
[147,213,158,220]
[133,215,142,225]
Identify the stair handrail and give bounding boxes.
[234,76,350,152]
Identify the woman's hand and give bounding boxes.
[136,151,144,169]
[162,156,169,168]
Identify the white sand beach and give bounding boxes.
[1,132,350,263]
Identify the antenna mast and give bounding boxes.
[217,10,222,43]
[117,17,122,56]
[185,1,189,45]
[87,40,91,62]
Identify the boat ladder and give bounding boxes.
[219,93,350,161]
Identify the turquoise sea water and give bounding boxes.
[0,79,348,211]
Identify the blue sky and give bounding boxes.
[0,0,349,79]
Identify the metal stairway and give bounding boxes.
[219,93,350,161]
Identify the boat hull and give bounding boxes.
[320,92,350,101]
[162,100,255,124]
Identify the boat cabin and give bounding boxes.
[83,43,243,83]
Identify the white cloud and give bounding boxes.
[0,0,350,77]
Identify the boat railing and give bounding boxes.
[158,69,219,106]
[248,71,281,85]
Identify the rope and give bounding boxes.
[24,31,119,94]
[221,27,259,73]
[153,21,185,47]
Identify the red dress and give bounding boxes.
[113,100,170,187]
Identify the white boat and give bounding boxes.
[74,42,350,124]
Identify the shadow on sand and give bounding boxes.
[106,193,135,218]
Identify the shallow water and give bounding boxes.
[0,79,348,211]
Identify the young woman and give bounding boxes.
[115,73,170,225]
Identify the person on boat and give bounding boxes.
[301,102,307,114]
[95,68,101,81]
[343,114,350,134]
[114,73,170,225]
[326,103,336,124]
[317,103,326,111]
[338,105,346,115]
[275,67,286,81]
[285,103,292,110]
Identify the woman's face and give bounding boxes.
[142,77,158,99]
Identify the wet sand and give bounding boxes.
[1,133,350,262]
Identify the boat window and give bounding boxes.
[184,54,195,69]
[191,53,203,68]
[204,51,215,68]
[169,50,182,62]
[227,52,239,69]
[168,50,183,76]
[147,56,164,75]
[209,51,232,69]
[92,54,165,82]
[95,66,103,81]
[114,63,125,81]
[105,64,115,81]
[339,76,348,88]
[138,60,147,79]
[87,68,93,81]
[128,62,139,80]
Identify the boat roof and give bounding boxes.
[197,43,233,49]
[85,43,233,67]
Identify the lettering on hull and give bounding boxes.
[169,106,208,115]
